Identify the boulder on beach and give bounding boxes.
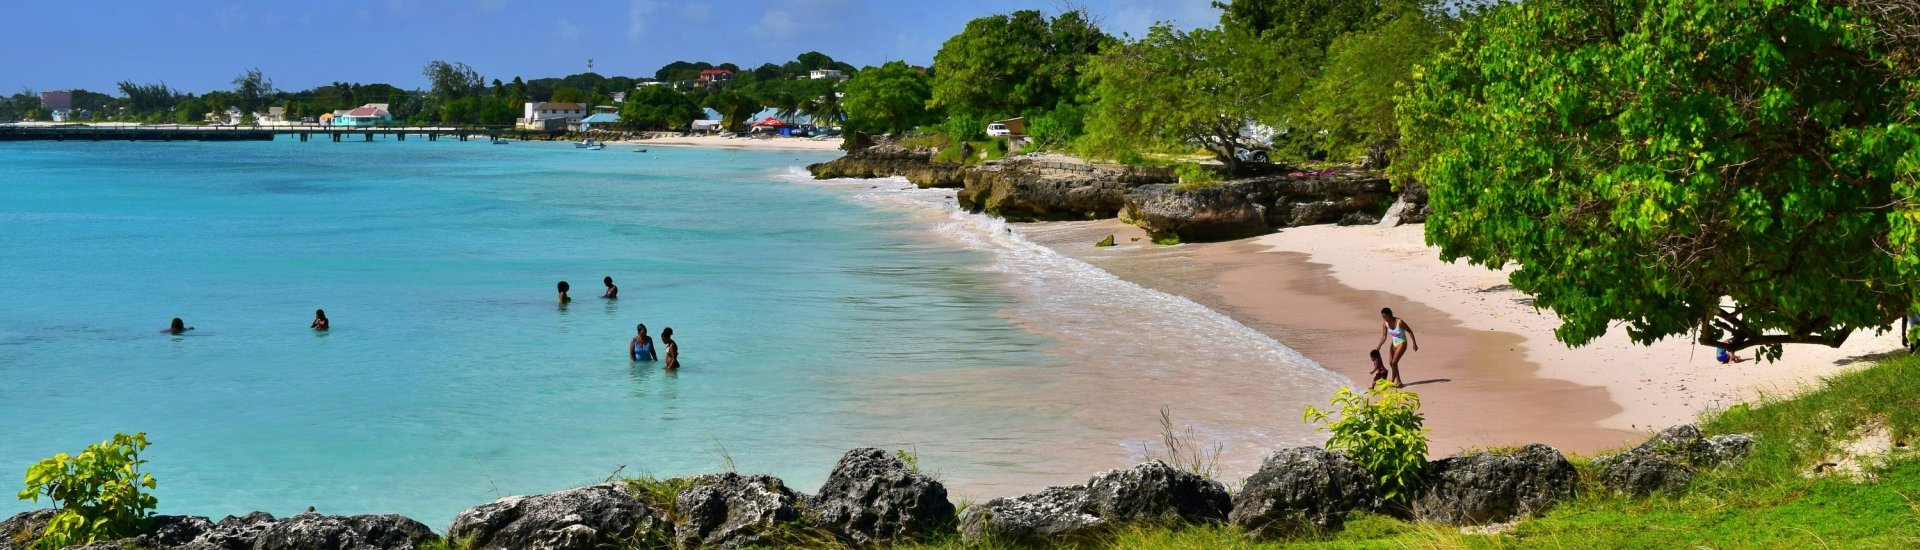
[957,485,1103,546]
[1121,184,1270,243]
[1229,446,1381,538]
[447,483,658,550]
[1594,424,1757,496]
[808,448,956,546]
[1412,443,1579,525]
[673,473,805,549]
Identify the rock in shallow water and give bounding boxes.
[448,483,656,550]
[1229,447,1381,538]
[808,448,955,546]
[1412,443,1579,525]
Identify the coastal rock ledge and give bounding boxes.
[1123,169,1400,243]
[0,510,436,550]
[958,460,1229,545]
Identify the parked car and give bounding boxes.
[986,123,1012,137]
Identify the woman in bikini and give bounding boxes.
[660,327,679,370]
[1373,307,1418,387]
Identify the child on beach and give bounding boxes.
[1368,349,1389,386]
[602,276,618,299]
[630,323,658,362]
[557,281,572,306]
[311,309,329,331]
[661,327,679,370]
[1716,347,1744,364]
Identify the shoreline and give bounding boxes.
[614,134,844,152]
[1021,220,1904,456]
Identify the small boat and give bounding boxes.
[490,137,509,145]
[575,139,600,149]
[587,144,605,150]
[632,148,647,153]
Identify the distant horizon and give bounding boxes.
[0,0,1215,96]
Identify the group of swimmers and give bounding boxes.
[554,276,681,371]
[164,310,328,334]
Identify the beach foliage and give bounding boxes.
[1081,23,1302,175]
[1304,383,1429,504]
[1292,1,1457,166]
[1397,0,1920,360]
[16,433,158,549]
[620,86,703,130]
[703,87,763,132]
[929,9,1110,122]
[230,68,274,113]
[842,61,933,135]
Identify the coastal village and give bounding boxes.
[3,0,1919,548]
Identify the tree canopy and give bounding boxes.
[842,61,932,134]
[928,9,1110,120]
[1396,0,1920,359]
[621,85,703,130]
[1081,24,1300,174]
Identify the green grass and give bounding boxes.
[888,354,1920,549]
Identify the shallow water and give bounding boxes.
[0,140,1339,525]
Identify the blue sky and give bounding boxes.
[0,0,1219,95]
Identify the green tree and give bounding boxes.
[423,60,486,101]
[1213,0,1382,51]
[1396,0,1920,359]
[1294,1,1454,165]
[929,9,1109,120]
[549,86,588,104]
[231,68,273,113]
[841,61,931,134]
[704,87,762,131]
[1081,24,1301,174]
[620,86,702,130]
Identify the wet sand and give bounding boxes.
[1020,220,1904,456]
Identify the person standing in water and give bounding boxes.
[602,276,618,299]
[165,318,193,334]
[311,309,329,331]
[557,281,572,306]
[660,327,679,370]
[1373,307,1418,387]
[629,323,658,361]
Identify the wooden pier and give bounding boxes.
[0,124,556,143]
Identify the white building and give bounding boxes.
[808,69,847,81]
[518,102,587,131]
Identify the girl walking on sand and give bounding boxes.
[1374,307,1418,387]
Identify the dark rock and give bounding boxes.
[1095,234,1116,247]
[1229,447,1381,538]
[131,515,214,548]
[255,513,437,550]
[673,473,804,549]
[958,158,1175,221]
[1378,182,1429,226]
[447,483,656,550]
[1,510,54,550]
[807,144,966,188]
[1412,444,1579,525]
[1594,424,1756,496]
[184,511,280,550]
[1122,184,1268,243]
[957,486,1102,546]
[809,448,956,546]
[1081,461,1230,525]
[1337,212,1380,226]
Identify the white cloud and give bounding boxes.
[627,0,663,43]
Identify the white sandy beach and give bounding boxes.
[617,134,844,152]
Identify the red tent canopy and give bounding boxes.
[750,117,788,128]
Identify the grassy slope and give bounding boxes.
[900,354,1920,549]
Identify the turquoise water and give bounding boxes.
[0,138,1343,527]
[0,139,1068,523]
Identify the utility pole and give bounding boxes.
[587,59,595,75]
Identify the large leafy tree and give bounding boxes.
[704,87,762,130]
[1396,0,1920,359]
[620,86,702,130]
[1294,0,1456,165]
[929,9,1109,120]
[1081,24,1300,174]
[842,61,932,134]
[230,68,274,113]
[423,60,486,101]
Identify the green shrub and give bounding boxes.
[17,433,158,549]
[1173,162,1223,189]
[1304,383,1430,504]
[938,113,988,143]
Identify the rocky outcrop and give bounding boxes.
[1378,182,1430,227]
[959,157,1176,221]
[1412,444,1579,525]
[958,461,1226,545]
[1229,447,1381,538]
[1,509,54,550]
[447,483,656,550]
[130,515,214,548]
[957,486,1103,546]
[1593,424,1756,496]
[1121,169,1398,243]
[1080,461,1231,525]
[673,473,804,549]
[807,144,966,188]
[254,513,436,550]
[808,448,955,546]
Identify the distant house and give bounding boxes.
[635,80,665,87]
[691,119,723,133]
[693,68,734,87]
[49,109,71,122]
[214,107,244,125]
[572,112,622,132]
[808,69,847,81]
[518,102,586,130]
[254,106,287,124]
[332,104,393,127]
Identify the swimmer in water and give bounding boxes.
[166,318,193,334]
[661,327,679,370]
[557,281,572,305]
[311,309,329,331]
[629,323,658,361]
[602,276,618,299]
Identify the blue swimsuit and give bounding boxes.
[633,338,658,361]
